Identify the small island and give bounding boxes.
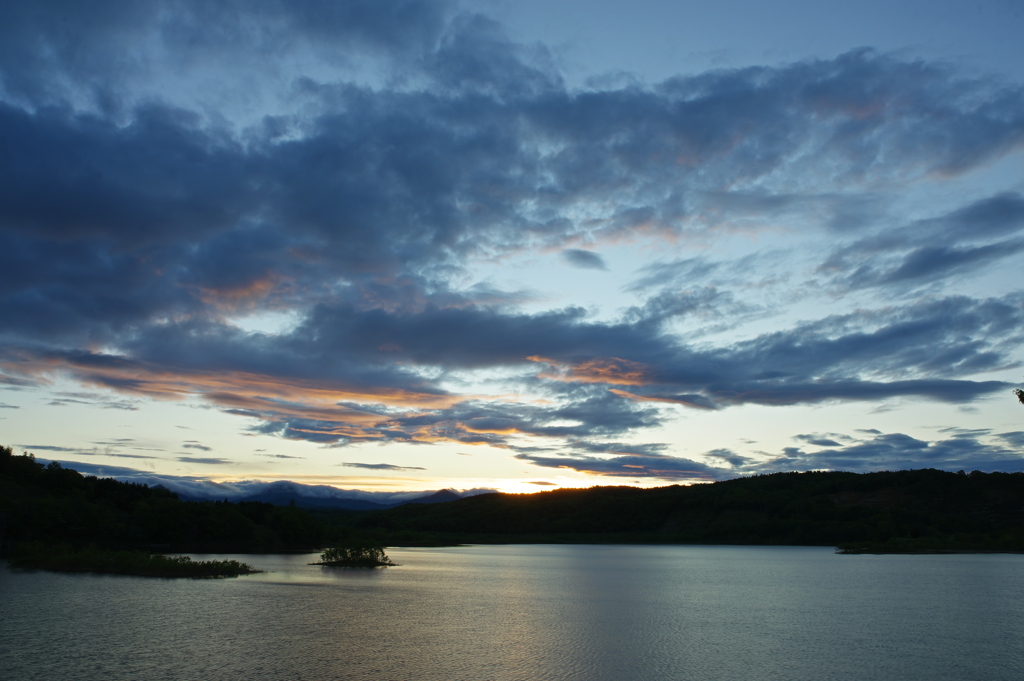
[10,544,262,578]
[311,542,397,567]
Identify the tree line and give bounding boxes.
[0,446,324,554]
[4,444,1024,554]
[355,467,1024,550]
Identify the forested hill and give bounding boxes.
[0,446,324,553]
[362,468,1024,551]
[3,443,1024,553]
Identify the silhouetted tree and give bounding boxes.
[316,540,395,566]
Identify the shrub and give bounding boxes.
[314,541,395,567]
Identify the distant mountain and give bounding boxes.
[32,458,497,510]
[402,489,463,505]
[176,479,485,510]
[231,490,394,511]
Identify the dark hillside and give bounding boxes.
[0,446,325,554]
[4,443,1023,554]
[353,469,1024,550]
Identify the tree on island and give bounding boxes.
[313,540,396,567]
[1016,388,1024,405]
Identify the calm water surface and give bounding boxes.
[2,545,1022,680]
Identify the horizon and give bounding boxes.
[2,0,1024,493]
[23,450,1021,502]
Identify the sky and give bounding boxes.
[2,0,1024,496]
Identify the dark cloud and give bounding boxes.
[0,0,453,107]
[182,442,213,452]
[42,391,138,410]
[935,192,1024,239]
[795,434,844,447]
[0,373,35,387]
[341,462,427,471]
[19,444,158,460]
[561,249,608,270]
[176,456,231,465]
[624,286,753,331]
[33,460,158,479]
[997,431,1024,448]
[821,192,1024,291]
[1,48,1021,348]
[565,440,670,457]
[742,430,1024,474]
[1,290,1016,452]
[513,449,726,481]
[507,440,738,483]
[703,448,754,468]
[1,5,1023,478]
[884,241,1024,284]
[512,427,1024,482]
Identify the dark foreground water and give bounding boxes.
[2,545,1022,680]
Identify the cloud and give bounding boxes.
[627,258,723,292]
[625,287,751,329]
[725,429,1024,475]
[19,443,159,460]
[821,192,1024,291]
[508,439,733,482]
[341,462,427,471]
[0,0,454,108]
[703,448,754,468]
[17,444,78,452]
[0,373,34,387]
[1,291,1016,453]
[39,391,137,410]
[794,434,846,447]
[561,249,608,270]
[176,456,231,465]
[998,431,1024,447]
[1,5,1023,480]
[1,48,1022,350]
[513,449,726,481]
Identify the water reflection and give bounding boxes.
[2,545,1022,680]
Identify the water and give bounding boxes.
[2,545,1022,680]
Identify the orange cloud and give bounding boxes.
[530,356,652,386]
[0,349,464,412]
[195,276,280,305]
[204,391,391,425]
[0,349,590,448]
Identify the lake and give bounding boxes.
[2,545,1022,680]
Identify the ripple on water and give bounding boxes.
[2,546,1023,681]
